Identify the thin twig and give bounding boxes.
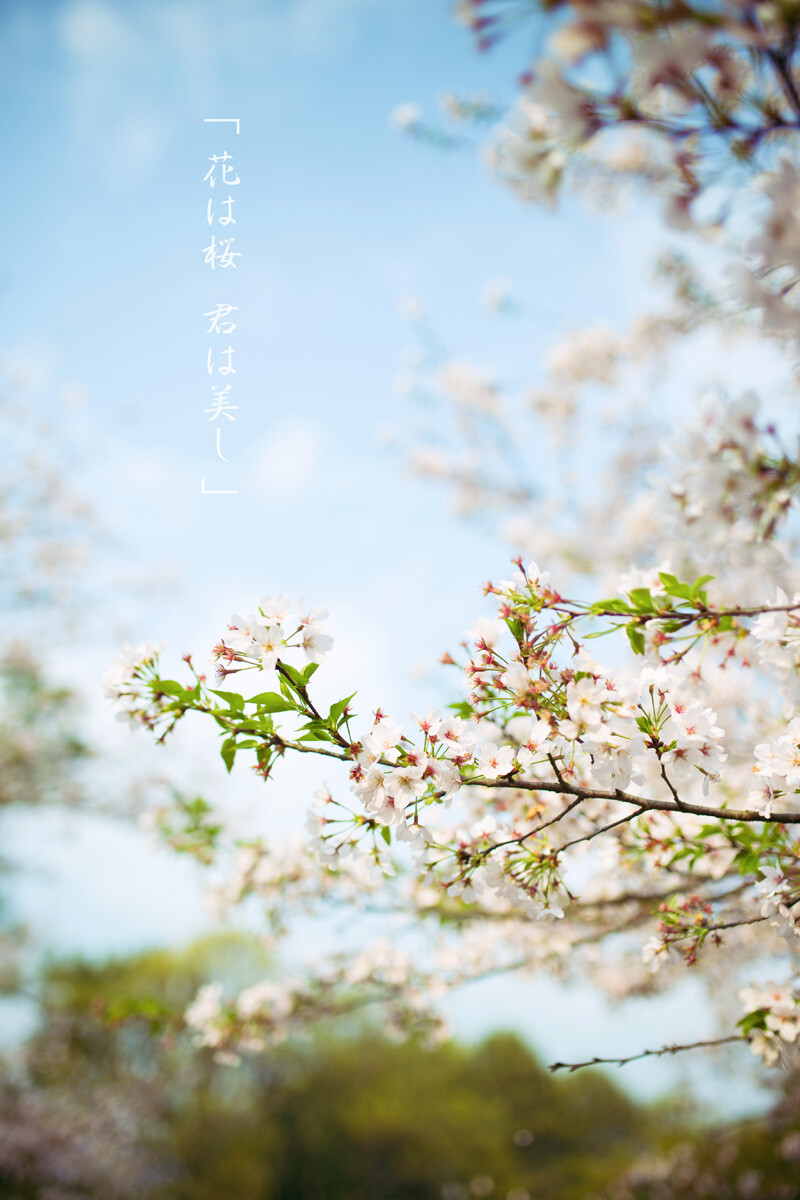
[487,794,585,853]
[659,760,686,810]
[548,1034,744,1074]
[556,806,646,854]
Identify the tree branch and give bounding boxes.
[548,1034,744,1073]
[465,773,800,825]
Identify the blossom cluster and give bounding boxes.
[740,980,800,1067]
[183,941,446,1065]
[106,548,800,1073]
[215,595,333,681]
[453,1,800,230]
[101,643,162,727]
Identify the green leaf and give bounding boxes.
[154,680,188,698]
[737,1008,768,1036]
[626,625,646,655]
[185,796,210,816]
[220,737,237,773]
[628,588,655,613]
[734,850,763,875]
[298,721,334,743]
[209,689,244,712]
[380,826,391,845]
[691,574,715,599]
[504,617,524,641]
[329,693,357,727]
[657,573,696,602]
[248,691,296,713]
[279,663,304,688]
[591,598,633,615]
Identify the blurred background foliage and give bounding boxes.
[0,934,656,1200]
[0,933,797,1199]
[0,647,88,814]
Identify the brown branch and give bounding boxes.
[275,661,352,750]
[586,878,751,914]
[767,46,800,122]
[548,1034,744,1074]
[556,600,800,623]
[486,794,585,853]
[670,913,767,940]
[199,699,800,824]
[465,773,800,825]
[555,806,646,854]
[659,760,685,810]
[272,735,351,762]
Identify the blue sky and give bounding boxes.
[0,0,668,687]
[1,0,763,1113]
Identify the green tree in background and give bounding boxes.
[0,936,658,1200]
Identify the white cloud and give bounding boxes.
[249,416,325,498]
[59,0,129,58]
